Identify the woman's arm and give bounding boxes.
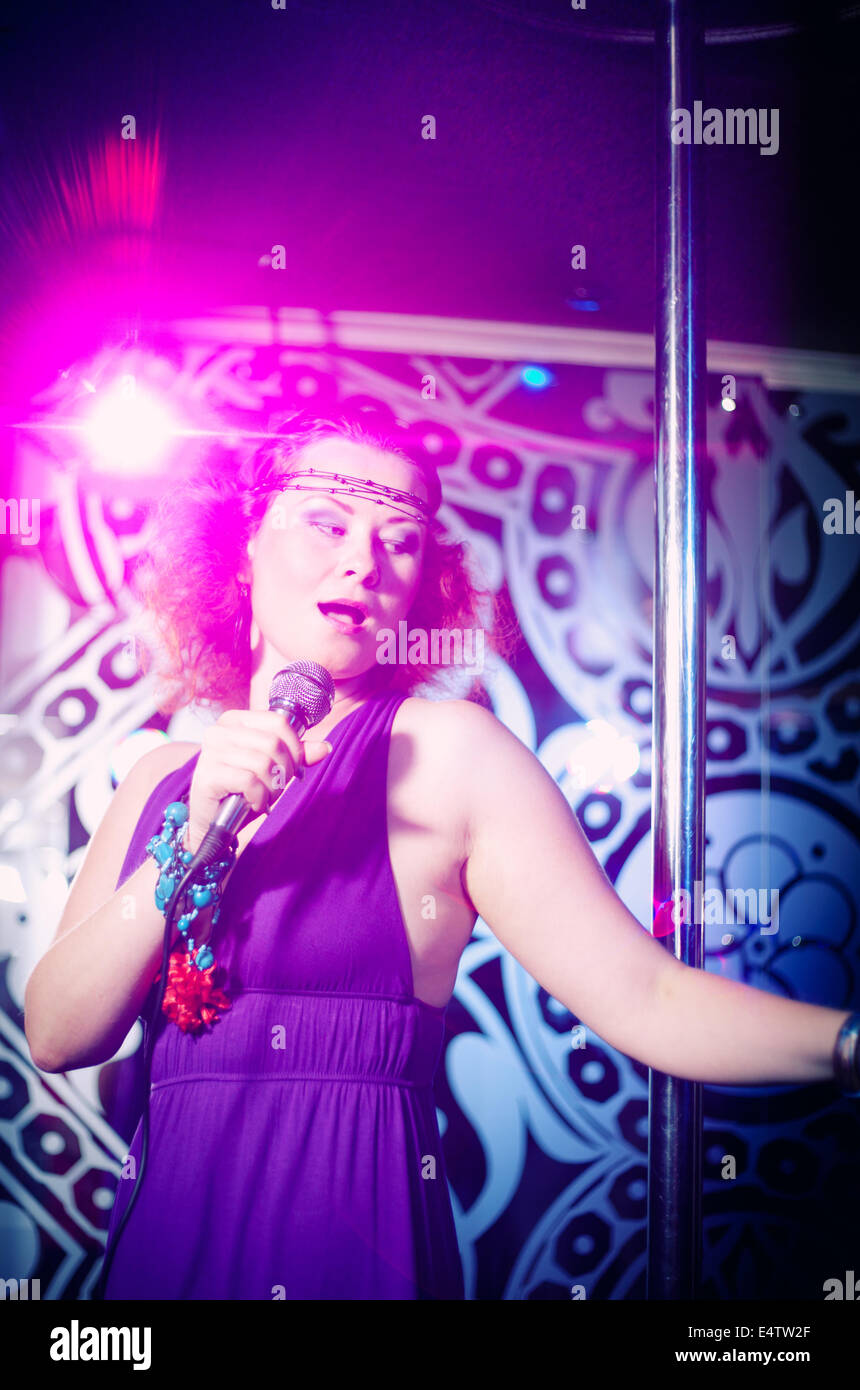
[439,700,851,1087]
[23,741,200,1073]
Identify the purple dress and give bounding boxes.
[102,688,464,1300]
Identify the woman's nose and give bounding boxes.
[339,533,380,586]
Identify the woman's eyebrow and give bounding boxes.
[296,494,420,526]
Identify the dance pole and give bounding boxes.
[647,0,707,1299]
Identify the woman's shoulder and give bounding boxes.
[126,738,201,790]
[47,740,203,951]
[397,692,500,727]
[108,739,201,837]
[392,692,550,807]
[389,696,521,848]
[392,694,507,766]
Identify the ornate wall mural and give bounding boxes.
[1,322,858,1300]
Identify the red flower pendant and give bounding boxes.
[158,951,232,1035]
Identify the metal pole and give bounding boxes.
[647,0,707,1300]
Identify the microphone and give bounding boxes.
[189,661,335,868]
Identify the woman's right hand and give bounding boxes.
[186,709,333,854]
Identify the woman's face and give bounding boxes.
[246,437,430,683]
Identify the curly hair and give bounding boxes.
[131,410,521,715]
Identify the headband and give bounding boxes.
[252,466,438,524]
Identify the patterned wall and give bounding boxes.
[1,326,858,1300]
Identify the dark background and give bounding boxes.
[0,0,858,409]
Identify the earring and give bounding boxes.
[231,582,251,666]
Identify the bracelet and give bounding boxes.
[833,1012,860,1096]
[145,800,233,1034]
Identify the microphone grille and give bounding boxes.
[268,662,335,728]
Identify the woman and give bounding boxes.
[23,412,860,1301]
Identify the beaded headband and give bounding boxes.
[251,467,439,524]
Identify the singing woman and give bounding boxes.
[23,413,860,1300]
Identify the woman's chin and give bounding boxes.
[276,645,380,684]
[258,625,385,684]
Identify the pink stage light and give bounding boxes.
[84,378,178,475]
[563,718,640,794]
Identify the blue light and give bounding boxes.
[521,365,552,389]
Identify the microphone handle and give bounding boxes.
[191,703,309,868]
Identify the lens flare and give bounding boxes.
[84,380,178,474]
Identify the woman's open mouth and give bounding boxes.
[317,601,368,635]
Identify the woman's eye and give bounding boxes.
[308,517,417,554]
